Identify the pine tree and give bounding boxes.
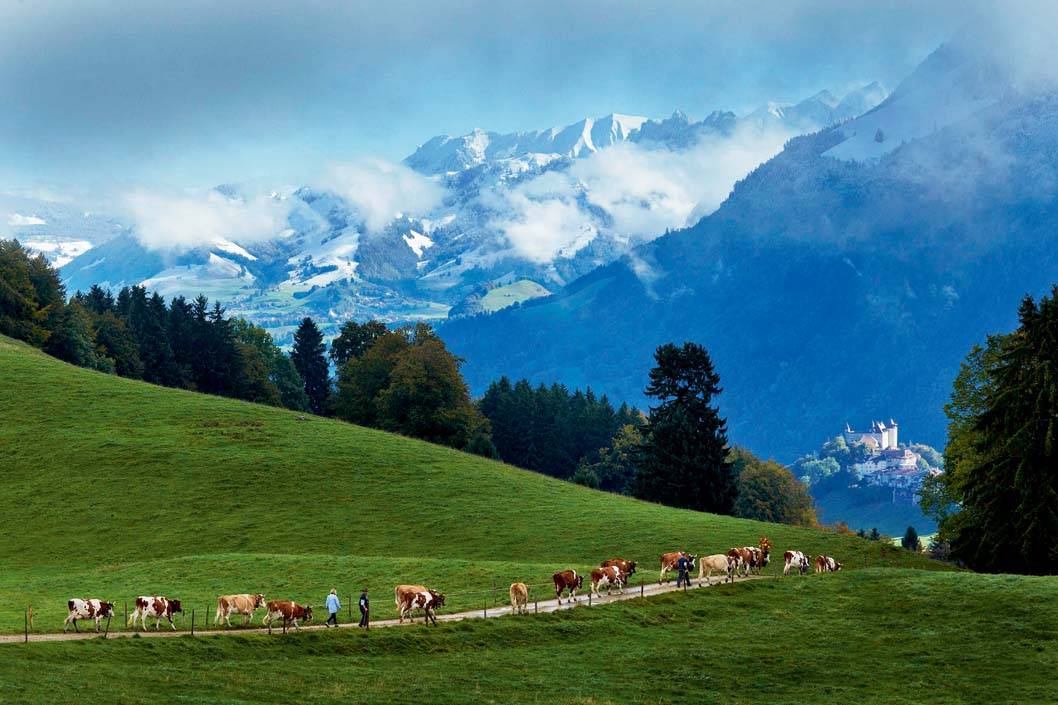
[633,342,736,514]
[902,526,921,552]
[291,317,330,414]
[946,289,1058,573]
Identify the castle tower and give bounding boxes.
[888,419,898,448]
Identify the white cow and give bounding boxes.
[783,551,810,576]
[129,595,182,630]
[697,554,737,586]
[64,598,115,633]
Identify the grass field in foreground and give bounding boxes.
[0,335,942,634]
[1,569,1056,705]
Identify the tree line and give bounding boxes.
[2,238,815,527]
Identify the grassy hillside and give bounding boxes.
[0,335,936,633]
[3,570,1056,704]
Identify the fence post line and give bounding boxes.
[104,615,111,638]
[24,607,28,643]
[588,591,592,607]
[348,595,352,624]
[191,609,195,636]
[492,580,496,608]
[483,597,487,619]
[534,600,538,614]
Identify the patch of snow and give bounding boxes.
[211,238,257,261]
[402,230,434,257]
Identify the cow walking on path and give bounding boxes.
[394,585,445,626]
[262,600,313,633]
[64,599,114,633]
[509,582,529,614]
[697,554,737,586]
[552,570,583,604]
[129,596,182,631]
[215,594,264,627]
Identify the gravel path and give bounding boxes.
[0,574,763,645]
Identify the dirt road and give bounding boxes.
[0,575,760,645]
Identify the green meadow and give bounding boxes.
[3,335,1053,704]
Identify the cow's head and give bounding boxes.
[170,599,183,614]
[574,574,584,589]
[303,606,314,622]
[627,561,637,575]
[254,594,265,608]
[687,554,698,570]
[834,561,843,572]
[431,591,446,608]
[100,602,115,618]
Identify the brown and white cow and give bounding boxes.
[509,582,529,615]
[727,547,755,578]
[394,585,446,625]
[783,550,811,576]
[64,598,114,633]
[215,593,265,626]
[601,558,637,580]
[262,600,313,633]
[129,596,182,630]
[552,570,584,604]
[590,565,626,596]
[697,554,737,586]
[659,552,696,583]
[814,555,843,573]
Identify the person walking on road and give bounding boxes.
[325,588,341,627]
[358,588,370,628]
[676,553,691,588]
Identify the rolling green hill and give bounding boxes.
[0,334,935,634]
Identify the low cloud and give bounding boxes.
[486,122,793,262]
[318,158,445,232]
[123,188,290,251]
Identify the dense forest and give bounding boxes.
[2,238,816,527]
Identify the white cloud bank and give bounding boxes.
[122,188,291,251]
[317,158,445,233]
[488,123,794,263]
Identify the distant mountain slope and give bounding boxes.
[439,44,1058,462]
[55,84,886,340]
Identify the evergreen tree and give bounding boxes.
[869,528,881,541]
[0,240,60,345]
[44,301,112,372]
[902,526,921,552]
[291,317,330,414]
[633,342,736,513]
[330,319,388,366]
[94,310,144,378]
[941,289,1058,573]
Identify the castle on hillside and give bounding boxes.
[843,419,899,450]
[843,419,924,490]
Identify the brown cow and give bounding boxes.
[814,555,842,573]
[727,548,754,578]
[552,570,583,604]
[601,558,637,580]
[129,596,182,631]
[215,593,265,626]
[590,565,626,596]
[659,552,696,583]
[394,585,446,625]
[262,600,313,633]
[509,582,529,614]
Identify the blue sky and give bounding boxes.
[0,1,976,191]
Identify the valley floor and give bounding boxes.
[0,569,1054,705]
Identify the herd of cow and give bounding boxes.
[60,537,842,634]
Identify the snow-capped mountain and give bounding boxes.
[57,82,888,342]
[438,40,1058,460]
[1,193,125,267]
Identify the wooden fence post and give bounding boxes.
[104,616,111,638]
[24,608,28,643]
[191,609,195,636]
[483,597,487,619]
[348,595,352,624]
[588,592,592,607]
[534,600,538,614]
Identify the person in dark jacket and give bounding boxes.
[358,588,370,628]
[676,554,691,588]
